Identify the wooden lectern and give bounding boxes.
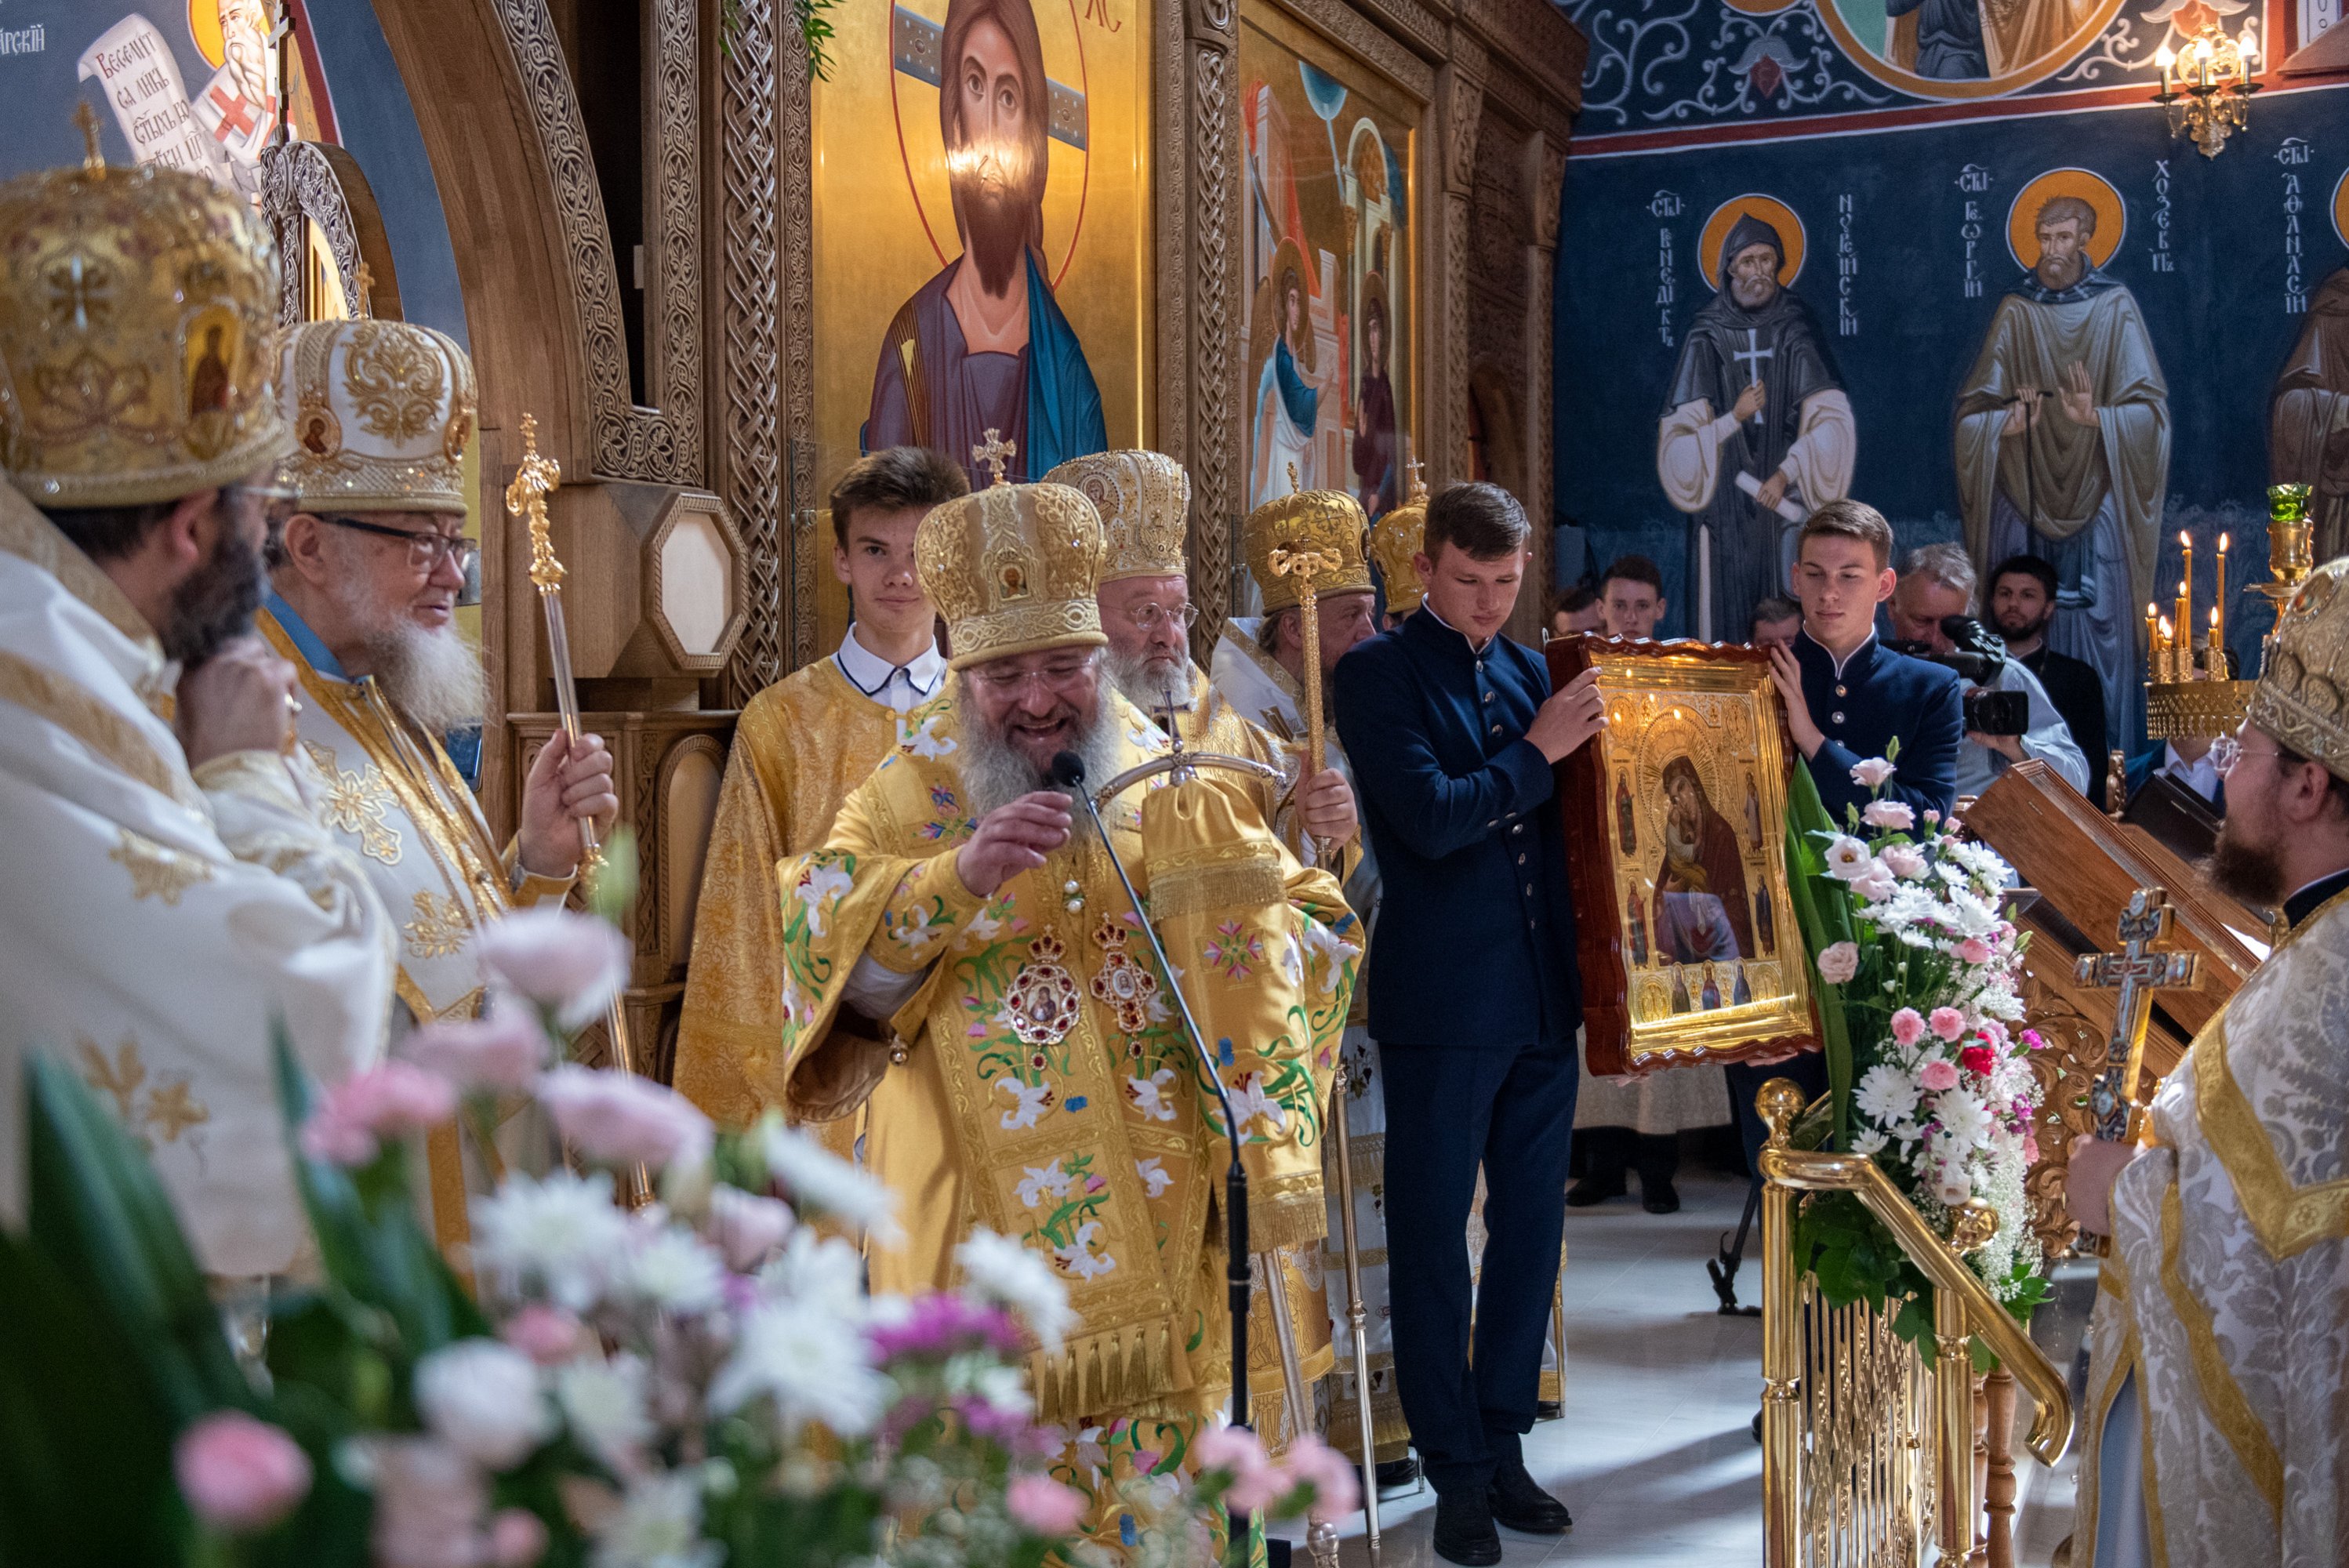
[1965,760,2262,1254]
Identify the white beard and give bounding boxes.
[955,677,1128,819]
[365,622,488,738]
[1106,646,1196,716]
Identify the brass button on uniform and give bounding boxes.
[1835,684,1848,697]
[1832,711,1846,724]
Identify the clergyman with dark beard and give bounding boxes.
[862,0,1108,485]
[1657,212,1856,642]
[0,153,397,1279]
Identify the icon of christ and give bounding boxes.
[864,0,1108,488]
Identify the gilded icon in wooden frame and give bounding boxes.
[1548,637,1817,1076]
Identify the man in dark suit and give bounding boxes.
[1735,500,1965,1167]
[1988,554,2109,793]
[1334,482,1606,1566]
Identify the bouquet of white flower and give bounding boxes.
[0,862,1352,1568]
[1781,749,2053,1345]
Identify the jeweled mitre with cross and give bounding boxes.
[916,478,1110,670]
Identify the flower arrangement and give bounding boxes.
[0,871,1353,1567]
[1781,749,2053,1347]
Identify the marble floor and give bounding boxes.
[1272,1168,2082,1566]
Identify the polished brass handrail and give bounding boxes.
[1756,1078,2074,1566]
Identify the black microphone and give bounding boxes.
[1047,750,1086,789]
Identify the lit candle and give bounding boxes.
[2238,24,2258,71]
[2208,606,2224,677]
[2155,41,2176,93]
[2175,579,2191,673]
[2158,615,2175,681]
[2179,530,2194,644]
[2215,532,2229,650]
[2146,601,2160,664]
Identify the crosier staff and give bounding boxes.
[1268,468,1346,871]
[508,413,650,1206]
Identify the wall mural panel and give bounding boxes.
[1552,0,2349,757]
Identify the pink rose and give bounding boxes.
[300,1062,459,1167]
[1005,1473,1088,1536]
[175,1411,311,1534]
[1956,938,1991,966]
[1853,866,1898,903]
[707,1184,797,1271]
[1279,1433,1363,1523]
[2020,1028,2047,1052]
[1850,757,1896,789]
[499,1304,583,1367]
[1929,1007,1967,1042]
[1919,1060,1959,1091]
[1195,1422,1282,1512]
[486,1508,548,1568]
[1815,942,1860,985]
[1861,800,1915,832]
[1890,1008,1926,1047]
[2023,1131,2041,1163]
[370,1437,487,1568]
[1881,845,1928,881]
[1923,809,1942,824]
[536,1064,713,1171]
[405,1014,548,1095]
[473,908,630,1030]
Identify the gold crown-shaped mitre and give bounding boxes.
[1044,448,1188,583]
[1244,481,1371,614]
[1367,466,1432,615]
[278,318,477,515]
[917,480,1108,670]
[2247,557,2349,780]
[0,157,288,507]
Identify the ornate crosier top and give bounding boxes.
[509,415,565,591]
[973,428,1015,488]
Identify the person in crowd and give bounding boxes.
[1598,555,1668,641]
[1986,553,2107,785]
[1890,543,2089,797]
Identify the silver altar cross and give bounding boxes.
[2073,887,2199,1143]
[1731,329,1772,424]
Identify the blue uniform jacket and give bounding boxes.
[1795,628,1963,822]
[1332,609,1581,1050]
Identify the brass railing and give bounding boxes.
[1756,1080,2074,1566]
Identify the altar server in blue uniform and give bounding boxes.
[1334,482,1606,1566]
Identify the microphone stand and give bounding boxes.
[1049,749,1254,1565]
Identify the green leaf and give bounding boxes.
[1781,758,1856,1149]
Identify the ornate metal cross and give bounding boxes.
[971,428,1015,487]
[350,260,375,321]
[2073,887,2199,1142]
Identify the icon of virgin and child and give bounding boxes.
[1633,755,1759,973]
[863,0,1109,486]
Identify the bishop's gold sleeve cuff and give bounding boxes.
[865,848,990,974]
[501,836,579,907]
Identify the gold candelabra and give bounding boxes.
[2151,22,2261,159]
[2144,522,2253,739]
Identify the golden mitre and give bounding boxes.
[2246,557,2349,779]
[278,317,477,515]
[1243,473,1371,614]
[0,140,286,507]
[1368,465,1432,615]
[1044,448,1188,583]
[917,480,1108,670]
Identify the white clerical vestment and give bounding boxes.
[257,594,572,1253]
[0,485,394,1278]
[2071,880,2349,1566]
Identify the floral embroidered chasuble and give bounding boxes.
[769,689,1359,1424]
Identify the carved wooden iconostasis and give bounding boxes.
[254,0,1583,1076]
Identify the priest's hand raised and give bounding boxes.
[956,791,1074,897]
[1527,666,1608,763]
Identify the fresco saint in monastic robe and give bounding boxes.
[864,0,1106,485]
[1657,213,1855,642]
[1956,193,2168,753]
[2270,264,2349,564]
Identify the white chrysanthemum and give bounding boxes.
[1853,1064,1920,1129]
[590,1472,722,1568]
[760,1117,902,1241]
[1933,1087,1995,1154]
[709,1298,885,1439]
[470,1170,634,1311]
[1822,835,1875,880]
[413,1338,554,1470]
[619,1225,727,1314]
[1852,1130,1888,1157]
[957,1227,1075,1348]
[758,1227,870,1319]
[557,1353,655,1475]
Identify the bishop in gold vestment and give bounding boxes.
[772,474,1359,1555]
[673,447,968,1138]
[2067,560,2349,1567]
[261,315,615,1252]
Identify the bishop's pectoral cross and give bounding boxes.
[1732,330,1772,426]
[972,428,1016,488]
[2074,887,2199,1143]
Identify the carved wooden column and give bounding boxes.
[1525,131,1565,591]
[1185,0,1243,662]
[1434,42,1484,488]
[717,0,788,704]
